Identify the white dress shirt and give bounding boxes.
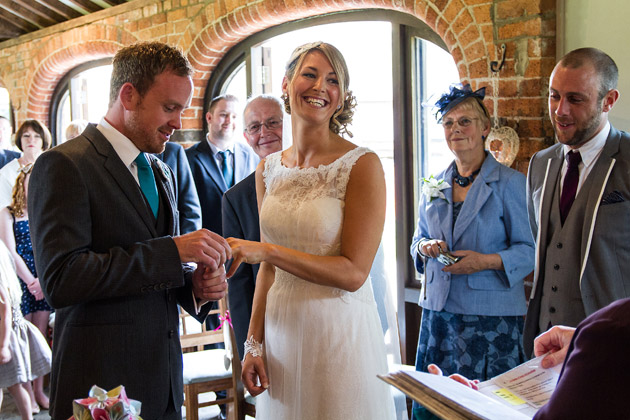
[97,118,143,186]
[206,135,234,174]
[560,121,610,196]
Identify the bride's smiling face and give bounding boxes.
[282,50,341,127]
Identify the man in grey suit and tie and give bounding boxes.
[222,95,283,358]
[524,47,630,356]
[28,42,230,420]
[186,94,259,236]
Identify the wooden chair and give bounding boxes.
[179,297,245,420]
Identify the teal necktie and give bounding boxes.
[134,153,159,218]
[218,150,234,188]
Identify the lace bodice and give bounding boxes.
[260,146,371,257]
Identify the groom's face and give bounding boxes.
[125,70,193,154]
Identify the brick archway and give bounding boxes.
[27,25,137,124]
[182,0,495,130]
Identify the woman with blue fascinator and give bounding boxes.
[409,84,535,419]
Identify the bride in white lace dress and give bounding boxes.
[227,42,396,420]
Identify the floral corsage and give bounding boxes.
[70,385,142,420]
[421,175,450,203]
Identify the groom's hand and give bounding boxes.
[173,229,231,270]
[191,264,227,301]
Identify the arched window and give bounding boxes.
[0,87,10,121]
[50,58,112,145]
[0,86,15,149]
[204,10,460,345]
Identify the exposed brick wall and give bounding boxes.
[0,0,556,171]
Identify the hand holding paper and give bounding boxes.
[533,325,576,369]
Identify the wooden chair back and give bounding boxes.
[179,297,245,420]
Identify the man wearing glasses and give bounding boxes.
[222,95,284,359]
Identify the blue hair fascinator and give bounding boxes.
[429,84,486,122]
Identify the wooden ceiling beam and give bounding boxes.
[98,0,124,6]
[0,0,133,43]
[0,0,53,28]
[0,6,38,33]
[12,0,66,23]
[61,0,101,14]
[32,0,82,20]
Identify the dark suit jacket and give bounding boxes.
[525,126,630,355]
[186,140,258,235]
[0,149,20,168]
[222,172,259,359]
[533,298,630,419]
[28,124,210,420]
[156,142,202,234]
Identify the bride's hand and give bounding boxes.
[226,238,269,278]
[242,354,269,396]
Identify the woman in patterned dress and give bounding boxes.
[409,84,535,419]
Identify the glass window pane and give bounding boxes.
[411,39,459,282]
[0,88,10,120]
[56,64,112,143]
[422,41,460,176]
[0,87,12,150]
[57,91,71,143]
[222,62,247,142]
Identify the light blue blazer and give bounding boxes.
[410,153,534,316]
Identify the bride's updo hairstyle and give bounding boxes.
[283,41,357,138]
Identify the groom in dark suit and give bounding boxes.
[524,47,630,356]
[222,95,284,358]
[28,42,230,420]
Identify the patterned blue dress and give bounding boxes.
[13,217,53,315]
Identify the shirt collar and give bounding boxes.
[96,118,142,169]
[205,134,234,156]
[562,121,610,168]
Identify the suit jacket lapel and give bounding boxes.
[452,155,497,245]
[431,165,453,247]
[86,126,158,235]
[579,127,620,277]
[234,143,248,184]
[537,148,563,257]
[196,140,228,192]
[150,155,178,235]
[247,173,258,208]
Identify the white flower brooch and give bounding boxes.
[421,175,450,203]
